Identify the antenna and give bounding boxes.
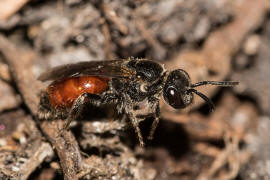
[189,81,238,111]
[191,81,239,88]
[188,89,215,112]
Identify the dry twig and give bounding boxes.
[0,34,81,180]
[0,111,54,180]
[197,131,240,180]
[135,18,166,60]
[102,3,128,35]
[0,0,29,21]
[102,20,114,59]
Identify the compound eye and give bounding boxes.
[165,86,185,109]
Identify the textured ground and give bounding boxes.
[0,0,269,179]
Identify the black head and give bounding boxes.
[163,69,238,111]
[163,69,193,109]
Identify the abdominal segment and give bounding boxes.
[46,76,108,108]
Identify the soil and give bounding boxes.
[0,0,269,179]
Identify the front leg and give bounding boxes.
[132,100,160,141]
[129,112,145,147]
[127,98,160,145]
[64,93,102,130]
[148,104,160,140]
[129,105,159,146]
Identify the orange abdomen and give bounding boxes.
[47,76,109,108]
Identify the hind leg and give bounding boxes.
[63,93,102,130]
[148,104,160,140]
[38,92,55,120]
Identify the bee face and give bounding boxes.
[163,69,193,109]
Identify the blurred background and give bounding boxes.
[0,0,269,179]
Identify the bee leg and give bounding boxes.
[38,105,53,120]
[129,113,145,147]
[148,104,160,140]
[63,93,101,130]
[38,91,54,120]
[102,92,118,104]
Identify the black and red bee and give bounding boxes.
[38,58,238,146]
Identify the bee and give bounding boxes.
[38,57,238,146]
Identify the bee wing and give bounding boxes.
[38,60,135,81]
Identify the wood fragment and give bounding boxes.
[0,112,54,180]
[197,132,240,180]
[0,79,21,112]
[0,35,41,115]
[102,21,114,59]
[0,140,53,180]
[40,120,81,180]
[19,141,54,180]
[0,61,11,81]
[0,0,29,21]
[135,18,166,60]
[102,4,128,35]
[193,143,221,157]
[0,34,82,180]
